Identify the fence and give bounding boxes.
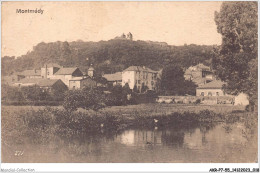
[156,95,235,105]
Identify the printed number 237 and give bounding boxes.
[15,151,24,156]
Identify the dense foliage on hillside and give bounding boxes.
[2,39,214,76]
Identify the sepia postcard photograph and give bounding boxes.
[1,1,258,172]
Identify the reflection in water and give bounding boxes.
[3,122,253,163]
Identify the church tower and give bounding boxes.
[88,65,94,78]
[127,32,133,40]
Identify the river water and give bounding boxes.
[3,122,256,163]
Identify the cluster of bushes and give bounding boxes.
[7,107,244,140]
[62,84,158,111]
[1,84,67,105]
[105,84,134,106]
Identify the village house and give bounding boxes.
[103,72,122,86]
[40,63,61,79]
[6,63,97,90]
[196,80,249,105]
[69,76,96,90]
[41,63,96,89]
[184,63,215,87]
[196,80,226,97]
[49,67,84,86]
[17,69,42,80]
[122,66,158,92]
[13,78,67,91]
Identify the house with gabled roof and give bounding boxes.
[196,80,226,96]
[122,66,158,92]
[49,67,84,86]
[17,69,42,80]
[7,63,97,90]
[13,78,67,91]
[103,72,122,86]
[41,63,61,78]
[184,63,215,87]
[69,76,96,90]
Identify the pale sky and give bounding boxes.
[2,1,223,57]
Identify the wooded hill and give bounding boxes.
[2,39,215,76]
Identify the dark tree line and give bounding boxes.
[2,39,214,76]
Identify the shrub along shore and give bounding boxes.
[2,106,256,140]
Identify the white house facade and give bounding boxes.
[122,66,158,92]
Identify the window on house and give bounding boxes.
[201,92,204,96]
[216,92,219,96]
[208,92,212,96]
[73,86,76,90]
[138,80,141,84]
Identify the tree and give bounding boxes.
[160,64,196,95]
[21,86,51,101]
[1,84,24,102]
[133,85,139,93]
[141,83,148,93]
[107,84,130,106]
[81,87,106,111]
[63,90,84,111]
[63,87,106,112]
[214,2,257,109]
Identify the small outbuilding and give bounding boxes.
[13,78,68,91]
[196,80,226,97]
[69,76,97,90]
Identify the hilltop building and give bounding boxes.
[114,32,133,40]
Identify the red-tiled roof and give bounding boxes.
[18,70,41,76]
[197,80,226,89]
[16,78,62,87]
[55,67,79,75]
[103,72,122,81]
[123,66,158,73]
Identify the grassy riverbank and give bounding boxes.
[2,104,255,138]
[2,104,257,163]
